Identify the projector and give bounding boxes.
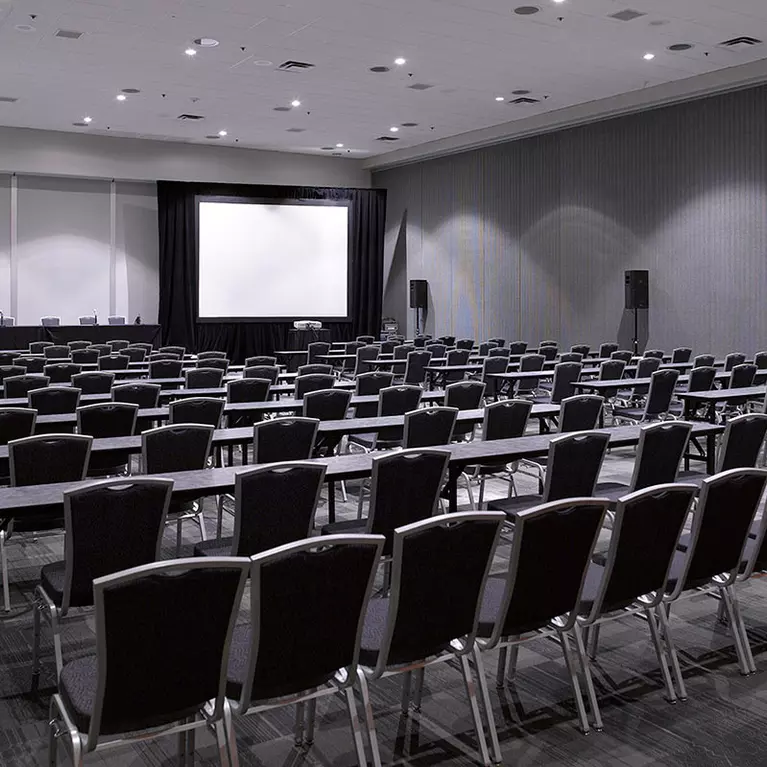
[294,320,323,331]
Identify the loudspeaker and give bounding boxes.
[409,279,428,309]
[625,270,649,309]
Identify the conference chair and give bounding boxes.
[0,354,17,367]
[402,406,458,448]
[514,353,546,398]
[111,383,161,409]
[77,315,96,326]
[303,389,352,459]
[107,315,126,324]
[572,485,699,729]
[2,434,92,612]
[307,341,330,365]
[571,344,590,357]
[87,344,111,358]
[611,350,634,364]
[461,399,533,508]
[356,334,375,344]
[445,380,485,440]
[357,512,504,767]
[48,559,249,767]
[225,378,271,446]
[342,341,365,374]
[539,345,558,362]
[488,347,511,360]
[224,537,381,765]
[754,351,767,370]
[169,397,225,429]
[130,342,154,354]
[196,463,325,558]
[508,341,528,355]
[720,363,758,417]
[98,354,130,372]
[425,342,447,360]
[0,316,14,327]
[28,386,81,416]
[43,345,69,360]
[670,365,716,419]
[352,344,379,376]
[596,359,626,407]
[244,355,276,367]
[559,352,583,363]
[243,365,278,384]
[71,349,99,365]
[478,355,508,400]
[41,316,61,326]
[402,349,432,386]
[196,357,229,372]
[71,372,114,395]
[350,384,422,453]
[413,336,427,348]
[295,373,335,399]
[76,402,138,476]
[693,353,715,368]
[148,352,179,362]
[119,346,146,363]
[489,431,610,520]
[671,347,693,363]
[486,337,504,347]
[0,407,37,484]
[141,424,214,554]
[29,341,53,355]
[644,349,665,359]
[160,345,186,357]
[107,340,130,353]
[352,371,394,418]
[599,342,619,358]
[31,477,172,682]
[44,363,81,384]
[148,359,182,379]
[659,469,767,693]
[66,341,91,352]
[196,350,227,362]
[724,352,747,372]
[456,338,474,350]
[0,366,24,386]
[184,367,224,389]
[297,363,333,376]
[5,375,50,399]
[478,342,495,356]
[618,356,661,402]
[534,361,582,405]
[443,348,471,385]
[593,420,692,503]
[13,356,46,374]
[379,340,397,355]
[475,498,610,753]
[613,369,679,423]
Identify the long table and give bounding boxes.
[678,385,766,421]
[0,325,161,349]
[0,422,722,523]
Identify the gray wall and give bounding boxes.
[374,84,767,357]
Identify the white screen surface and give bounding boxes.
[198,200,349,320]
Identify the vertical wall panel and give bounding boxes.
[375,83,767,356]
[0,176,10,318]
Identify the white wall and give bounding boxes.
[0,126,370,187]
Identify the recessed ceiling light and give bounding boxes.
[15,24,36,32]
[336,143,344,147]
[389,126,399,132]
[185,48,197,56]
[218,130,228,136]
[643,52,655,60]
[291,99,301,107]
[193,37,219,47]
[552,0,566,3]
[83,116,92,124]
[253,59,273,66]
[394,57,406,65]
[121,88,141,94]
[116,94,127,101]
[369,66,391,73]
[495,96,505,101]
[668,43,693,51]
[514,6,540,15]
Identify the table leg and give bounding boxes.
[447,467,459,513]
[706,433,716,474]
[328,481,336,524]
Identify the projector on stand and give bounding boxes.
[294,320,323,331]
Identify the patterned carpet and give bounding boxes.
[1,443,766,766]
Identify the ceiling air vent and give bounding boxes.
[608,9,646,21]
[277,60,315,71]
[0,97,19,103]
[407,83,434,91]
[286,127,306,132]
[54,29,84,39]
[177,114,205,120]
[375,136,400,141]
[509,97,540,104]
[719,36,762,47]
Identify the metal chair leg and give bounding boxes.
[720,587,751,676]
[559,631,591,735]
[400,671,412,714]
[572,624,603,732]
[472,646,502,764]
[495,645,508,688]
[47,698,58,767]
[727,585,757,674]
[294,701,305,747]
[588,624,601,660]
[655,603,687,701]
[459,654,493,767]
[644,607,677,704]
[357,670,382,767]
[304,696,318,745]
[412,667,425,711]
[1,530,10,612]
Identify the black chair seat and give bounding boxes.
[612,407,645,420]
[3,512,63,534]
[674,470,707,488]
[348,433,376,450]
[593,481,631,504]
[740,535,762,574]
[487,493,544,519]
[87,452,131,477]
[577,561,607,614]
[194,538,232,557]
[663,549,707,592]
[226,624,337,701]
[321,518,366,536]
[359,597,390,667]
[40,561,92,608]
[477,575,552,638]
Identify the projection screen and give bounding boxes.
[197,198,350,321]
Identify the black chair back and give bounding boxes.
[0,408,37,445]
[570,344,590,357]
[302,389,352,421]
[232,463,325,556]
[28,386,80,415]
[72,372,114,395]
[227,378,270,404]
[517,353,545,394]
[354,372,394,418]
[539,346,558,362]
[379,340,396,356]
[107,340,129,353]
[195,358,229,372]
[112,383,161,408]
[550,362,582,404]
[185,368,224,389]
[559,395,603,432]
[544,431,610,501]
[88,344,112,358]
[729,363,757,389]
[611,350,633,363]
[5,374,49,399]
[357,335,375,344]
[343,341,364,371]
[487,347,511,359]
[43,345,70,360]
[354,345,379,375]
[643,369,679,417]
[671,347,692,364]
[687,366,716,392]
[295,373,336,399]
[481,356,508,399]
[29,341,53,355]
[559,352,583,363]
[44,363,82,384]
[372,512,504,670]
[0,365,25,384]
[482,499,608,641]
[693,354,715,368]
[445,349,471,383]
[87,559,248,739]
[376,385,423,443]
[599,343,619,358]
[120,347,147,363]
[243,365,278,384]
[307,341,331,365]
[98,355,130,371]
[77,403,138,437]
[149,360,183,379]
[754,351,767,370]
[160,346,186,357]
[403,350,432,385]
[238,536,381,705]
[724,352,747,372]
[644,349,665,360]
[253,418,318,463]
[9,434,91,486]
[142,424,213,474]
[582,485,696,619]
[72,349,100,365]
[456,338,474,350]
[403,407,458,448]
[597,359,626,399]
[60,478,173,610]
[14,356,46,373]
[509,342,528,355]
[297,364,333,376]
[245,356,277,367]
[425,343,446,359]
[482,399,532,440]
[631,421,692,490]
[198,351,228,361]
[367,449,450,555]
[169,397,225,427]
[633,356,661,397]
[487,337,505,347]
[717,414,767,472]
[446,381,485,439]
[67,341,92,352]
[393,344,414,361]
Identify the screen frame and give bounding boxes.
[195,195,353,323]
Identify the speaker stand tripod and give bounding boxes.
[632,308,639,355]
[414,306,423,336]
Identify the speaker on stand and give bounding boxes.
[625,270,649,354]
[410,279,428,335]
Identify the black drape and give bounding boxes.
[157,181,386,361]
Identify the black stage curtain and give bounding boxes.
[157,181,386,361]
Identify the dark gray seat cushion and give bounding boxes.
[321,519,367,536]
[59,656,97,732]
[359,597,390,667]
[487,494,544,519]
[194,539,233,557]
[40,561,92,608]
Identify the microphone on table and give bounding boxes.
[93,309,98,325]
[0,310,4,324]
[134,314,142,325]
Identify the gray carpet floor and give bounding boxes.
[1,440,766,766]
